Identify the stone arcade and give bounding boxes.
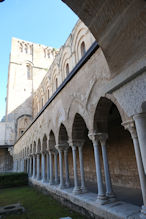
[1,0,146,218]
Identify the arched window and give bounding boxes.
[26,65,32,80]
[48,89,50,99]
[66,63,69,75]
[55,78,58,90]
[20,43,23,52]
[30,45,32,55]
[81,41,86,57]
[25,44,28,53]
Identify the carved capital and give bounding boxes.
[122,120,137,139]
[88,132,99,144]
[68,139,84,148]
[55,143,69,152]
[96,133,108,146]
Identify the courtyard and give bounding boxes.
[0,186,85,219]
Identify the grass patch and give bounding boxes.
[0,186,86,219]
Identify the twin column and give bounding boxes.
[88,132,115,203]
[55,144,70,189]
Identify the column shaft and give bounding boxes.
[32,155,36,178]
[101,143,114,197]
[64,149,70,187]
[91,138,106,202]
[78,146,87,193]
[59,150,64,189]
[54,153,59,184]
[46,153,50,182]
[49,152,53,185]
[72,146,80,194]
[41,153,45,182]
[37,154,40,180]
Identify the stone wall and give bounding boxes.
[0,148,13,172]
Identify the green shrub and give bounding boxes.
[0,172,28,188]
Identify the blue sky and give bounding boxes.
[0,0,78,120]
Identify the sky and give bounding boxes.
[0,0,78,120]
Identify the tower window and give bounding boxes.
[55,78,58,90]
[48,89,50,99]
[25,44,28,53]
[27,65,32,80]
[66,63,69,75]
[81,41,86,57]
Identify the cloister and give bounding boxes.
[4,0,145,218]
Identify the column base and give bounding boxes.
[96,194,108,205]
[49,181,54,185]
[140,206,146,219]
[55,180,59,185]
[59,184,64,189]
[72,186,81,195]
[106,192,116,202]
[36,177,40,181]
[81,186,87,193]
[65,182,70,188]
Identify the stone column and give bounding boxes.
[41,152,45,182]
[46,152,50,182]
[133,113,146,174]
[69,142,80,194]
[88,132,107,204]
[98,133,115,199]
[32,155,36,178]
[123,120,146,217]
[36,153,40,180]
[64,147,70,188]
[78,142,87,193]
[27,158,29,174]
[56,145,64,189]
[29,156,32,177]
[49,151,53,185]
[54,151,59,184]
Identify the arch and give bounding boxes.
[66,63,69,75]
[80,41,86,57]
[72,22,88,62]
[58,123,68,144]
[42,134,47,152]
[48,130,56,150]
[93,96,129,132]
[72,113,88,140]
[67,97,92,132]
[33,141,36,154]
[30,144,32,154]
[37,139,41,153]
[60,46,72,80]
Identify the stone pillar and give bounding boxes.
[49,151,53,185]
[88,132,107,204]
[64,147,70,188]
[123,120,146,217]
[57,146,64,189]
[98,133,115,199]
[78,142,87,193]
[29,156,32,177]
[54,151,59,184]
[27,158,29,174]
[36,153,40,180]
[41,153,45,182]
[133,113,146,174]
[69,142,80,194]
[32,155,36,178]
[46,152,50,182]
